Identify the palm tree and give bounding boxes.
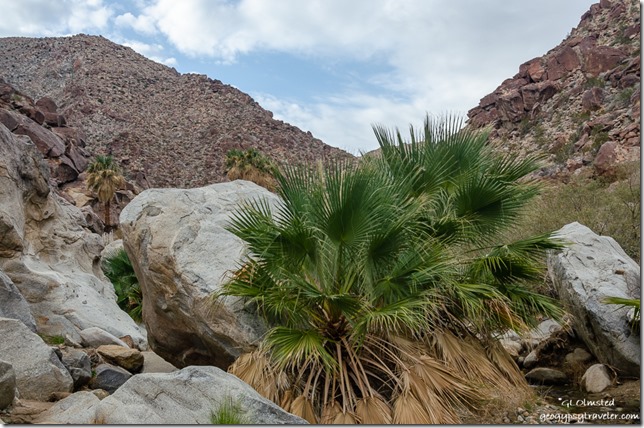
[86,155,125,230]
[102,248,143,322]
[218,116,563,424]
[225,148,277,191]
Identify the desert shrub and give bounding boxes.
[102,249,143,322]
[513,162,640,263]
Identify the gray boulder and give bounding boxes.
[119,180,279,368]
[0,124,146,348]
[564,347,593,367]
[79,327,131,348]
[88,363,132,394]
[548,222,640,376]
[0,317,73,400]
[141,351,177,374]
[581,364,612,393]
[92,366,306,424]
[34,391,100,424]
[0,270,36,331]
[60,348,92,389]
[525,367,569,385]
[0,360,16,410]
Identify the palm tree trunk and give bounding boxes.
[104,199,111,231]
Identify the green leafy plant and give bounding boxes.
[217,115,563,424]
[102,249,143,322]
[210,396,250,424]
[225,148,277,191]
[38,334,65,345]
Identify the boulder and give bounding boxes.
[0,124,147,348]
[581,364,612,393]
[34,391,100,425]
[60,348,92,389]
[141,351,178,373]
[0,270,36,331]
[92,366,306,424]
[582,46,627,75]
[119,180,279,368]
[0,360,16,410]
[523,349,538,369]
[548,222,640,376]
[0,317,73,400]
[79,327,131,349]
[88,364,132,394]
[97,345,144,372]
[564,348,593,367]
[11,111,65,157]
[524,367,569,385]
[581,87,604,112]
[523,319,563,349]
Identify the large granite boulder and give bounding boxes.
[548,222,640,376]
[120,180,279,368]
[93,366,306,424]
[0,270,36,331]
[0,317,73,400]
[0,124,146,348]
[0,360,16,410]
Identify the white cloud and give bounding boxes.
[114,12,157,35]
[137,0,594,150]
[0,0,113,37]
[255,91,428,154]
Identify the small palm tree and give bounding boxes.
[86,155,125,229]
[102,249,142,322]
[218,115,563,424]
[225,148,277,190]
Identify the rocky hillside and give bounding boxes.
[467,0,640,179]
[0,34,352,188]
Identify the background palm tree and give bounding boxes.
[218,116,563,424]
[86,155,125,230]
[225,148,277,191]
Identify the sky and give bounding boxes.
[0,0,597,154]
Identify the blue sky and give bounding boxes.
[1,0,596,154]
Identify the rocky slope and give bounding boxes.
[467,0,639,179]
[0,34,352,188]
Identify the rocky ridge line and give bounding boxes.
[0,34,353,189]
[467,0,639,179]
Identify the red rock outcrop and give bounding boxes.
[467,0,640,179]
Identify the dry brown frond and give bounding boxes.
[228,350,281,402]
[434,330,513,393]
[333,411,356,424]
[321,401,342,424]
[486,341,529,389]
[355,396,392,424]
[392,392,432,424]
[279,389,294,412]
[290,395,318,424]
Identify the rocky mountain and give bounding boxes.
[467,0,639,179]
[0,34,352,189]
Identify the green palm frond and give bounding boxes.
[266,326,336,371]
